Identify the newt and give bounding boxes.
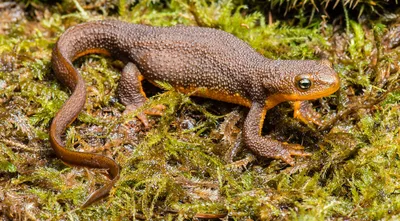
[50,20,340,208]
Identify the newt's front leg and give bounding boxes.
[292,101,323,126]
[243,102,311,165]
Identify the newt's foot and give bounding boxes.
[279,142,311,166]
[244,101,312,167]
[123,104,166,128]
[293,101,323,126]
[143,104,166,116]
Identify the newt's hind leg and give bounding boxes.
[118,62,147,108]
[117,62,164,128]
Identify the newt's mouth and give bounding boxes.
[293,79,340,101]
[291,73,340,101]
[265,75,340,108]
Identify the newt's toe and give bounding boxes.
[293,101,323,126]
[280,154,295,166]
[136,112,150,129]
[279,143,312,165]
[144,104,166,116]
[282,142,304,150]
[123,103,165,128]
[289,149,312,157]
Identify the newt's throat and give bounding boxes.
[266,84,339,106]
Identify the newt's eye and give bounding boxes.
[297,78,312,90]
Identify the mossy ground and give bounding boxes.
[0,0,399,220]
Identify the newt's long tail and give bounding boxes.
[50,21,122,208]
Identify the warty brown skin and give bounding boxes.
[51,20,340,208]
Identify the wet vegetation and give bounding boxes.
[0,0,399,220]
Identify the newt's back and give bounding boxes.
[55,20,270,100]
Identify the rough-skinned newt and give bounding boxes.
[50,20,340,208]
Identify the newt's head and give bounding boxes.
[264,60,339,103]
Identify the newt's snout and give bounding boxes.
[314,66,340,98]
[266,60,340,101]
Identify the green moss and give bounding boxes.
[0,143,17,173]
